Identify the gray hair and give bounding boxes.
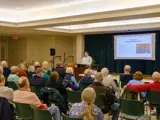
[66,67,73,74]
[28,66,35,72]
[152,71,160,82]
[1,61,7,67]
[10,66,19,74]
[101,68,109,77]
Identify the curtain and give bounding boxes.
[84,31,160,75]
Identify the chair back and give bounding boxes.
[31,86,41,97]
[120,98,144,116]
[15,102,32,120]
[67,90,81,103]
[147,91,160,105]
[62,113,82,120]
[8,81,19,91]
[32,107,52,120]
[79,82,92,92]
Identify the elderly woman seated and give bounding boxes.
[101,68,119,92]
[7,66,19,85]
[27,66,36,82]
[80,69,94,84]
[42,61,51,80]
[64,67,79,90]
[69,87,103,120]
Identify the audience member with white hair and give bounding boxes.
[64,67,79,90]
[1,60,11,79]
[80,69,94,84]
[27,66,36,82]
[90,72,120,120]
[7,66,19,85]
[120,65,133,85]
[42,61,51,80]
[101,68,119,92]
[127,71,160,118]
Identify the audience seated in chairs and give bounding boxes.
[27,65,36,82]
[69,87,104,120]
[31,68,45,87]
[127,71,146,98]
[7,66,19,85]
[17,64,28,77]
[80,69,94,84]
[13,76,61,120]
[127,71,160,119]
[1,60,11,80]
[54,62,66,83]
[101,68,119,92]
[42,61,51,80]
[90,72,120,120]
[120,65,133,87]
[64,67,79,90]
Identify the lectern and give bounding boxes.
[75,64,88,82]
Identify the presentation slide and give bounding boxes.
[114,33,156,60]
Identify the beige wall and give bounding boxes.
[8,37,27,66]
[7,35,83,66]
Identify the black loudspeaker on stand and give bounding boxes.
[50,48,55,56]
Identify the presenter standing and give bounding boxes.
[81,51,92,66]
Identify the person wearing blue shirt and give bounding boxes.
[127,71,146,98]
[64,67,79,90]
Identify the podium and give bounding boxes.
[75,64,88,82]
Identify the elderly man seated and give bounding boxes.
[13,77,61,120]
[80,69,94,84]
[101,68,119,92]
[7,66,19,85]
[120,65,133,86]
[31,68,45,87]
[34,61,41,70]
[90,72,120,120]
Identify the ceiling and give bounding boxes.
[0,0,159,35]
[0,0,97,12]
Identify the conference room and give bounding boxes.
[0,0,160,120]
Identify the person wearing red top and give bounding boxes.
[127,72,160,92]
[127,71,160,119]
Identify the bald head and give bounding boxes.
[18,77,29,89]
[152,72,160,82]
[95,72,103,82]
[124,65,131,73]
[1,61,8,67]
[34,61,40,67]
[84,69,91,77]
